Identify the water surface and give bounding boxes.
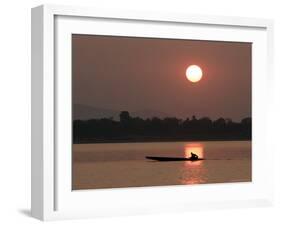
[72,141,251,189]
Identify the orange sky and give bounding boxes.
[72,35,251,121]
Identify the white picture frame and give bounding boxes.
[31,4,274,221]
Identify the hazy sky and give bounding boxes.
[72,35,251,121]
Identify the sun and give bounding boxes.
[186,65,203,83]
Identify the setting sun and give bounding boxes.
[186,65,203,83]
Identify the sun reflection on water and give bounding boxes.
[180,143,206,185]
[184,143,204,166]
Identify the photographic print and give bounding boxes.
[72,35,251,190]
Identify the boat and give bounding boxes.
[146,156,204,161]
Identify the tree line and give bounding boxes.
[73,111,251,143]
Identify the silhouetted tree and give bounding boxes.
[241,117,251,126]
[73,111,252,143]
[213,118,226,129]
[120,111,131,123]
[198,117,212,127]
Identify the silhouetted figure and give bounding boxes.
[190,152,198,160]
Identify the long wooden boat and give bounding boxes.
[146,156,204,161]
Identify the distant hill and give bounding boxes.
[73,104,172,121]
[73,104,120,120]
[131,110,171,119]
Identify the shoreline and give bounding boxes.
[73,137,251,145]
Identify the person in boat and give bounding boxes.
[190,152,199,160]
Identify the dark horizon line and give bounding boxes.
[73,111,251,144]
[74,137,252,145]
[73,114,252,123]
[73,104,251,122]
